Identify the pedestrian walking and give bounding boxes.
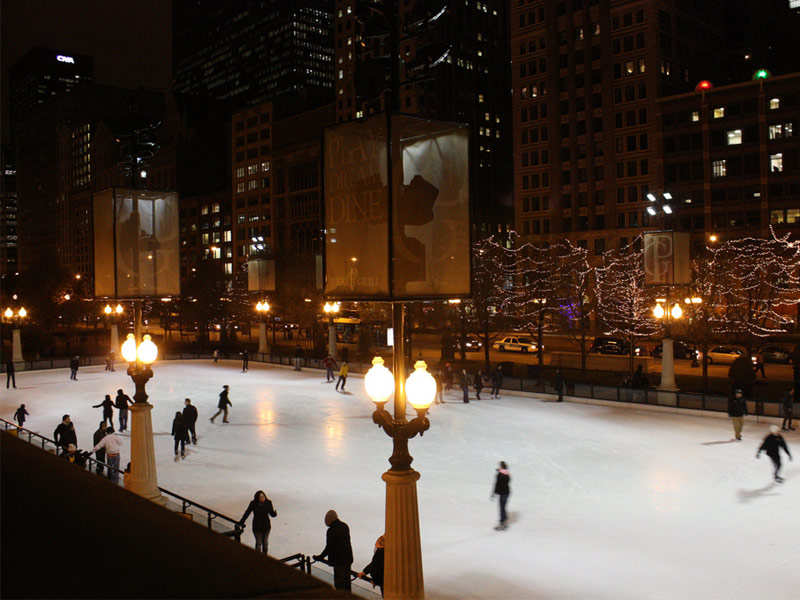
[556,369,565,402]
[115,389,133,432]
[210,385,231,423]
[781,389,795,431]
[461,369,470,403]
[241,348,249,372]
[294,344,303,371]
[473,370,484,400]
[444,363,454,391]
[753,352,766,378]
[69,355,80,380]
[6,358,16,389]
[491,365,503,398]
[213,349,219,363]
[93,421,107,474]
[13,403,28,427]
[93,394,115,427]
[335,361,348,391]
[183,398,198,444]
[171,411,189,460]
[727,388,748,441]
[756,425,792,482]
[434,371,444,404]
[358,535,385,597]
[492,461,511,530]
[88,425,123,484]
[314,510,354,592]
[238,490,278,554]
[323,354,337,382]
[53,415,77,455]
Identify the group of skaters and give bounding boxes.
[321,354,349,390]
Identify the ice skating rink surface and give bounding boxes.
[2,360,797,599]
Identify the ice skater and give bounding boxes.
[756,425,792,482]
[171,411,189,460]
[473,370,484,400]
[13,404,28,427]
[491,365,503,398]
[313,510,354,592]
[294,344,303,371]
[357,535,385,597]
[6,358,16,388]
[69,355,80,380]
[210,385,231,423]
[93,421,107,474]
[335,361,348,391]
[238,490,278,554]
[461,369,470,403]
[323,354,337,382]
[88,425,123,484]
[781,388,795,431]
[241,348,249,372]
[115,388,133,432]
[492,461,511,530]
[727,388,748,441]
[434,371,444,404]
[53,415,77,455]
[556,369,565,402]
[213,349,219,363]
[93,394,115,427]
[183,398,198,444]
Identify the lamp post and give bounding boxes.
[365,316,435,599]
[323,301,340,359]
[255,301,270,354]
[652,298,684,391]
[4,307,27,363]
[120,326,165,504]
[104,303,124,357]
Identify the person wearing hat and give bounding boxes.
[313,509,353,592]
[727,388,748,441]
[756,425,792,482]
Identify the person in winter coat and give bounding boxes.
[492,461,511,530]
[294,344,303,371]
[171,411,189,460]
[88,425,124,484]
[314,509,354,592]
[781,389,795,431]
[473,370,484,400]
[54,415,77,454]
[434,372,444,404]
[93,394,115,427]
[61,443,88,467]
[358,535,385,597]
[210,385,231,423]
[335,362,349,391]
[444,363,454,391]
[756,425,792,482]
[93,421,108,474]
[323,354,338,382]
[491,365,504,399]
[6,358,16,389]
[213,349,219,363]
[556,369,565,402]
[13,404,28,427]
[115,389,133,432]
[69,355,80,380]
[182,398,198,444]
[239,490,278,554]
[241,349,249,372]
[461,369,470,403]
[727,389,748,441]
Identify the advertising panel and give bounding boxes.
[644,231,691,285]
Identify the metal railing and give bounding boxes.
[308,555,381,598]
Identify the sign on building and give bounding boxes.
[644,231,691,285]
[247,258,276,292]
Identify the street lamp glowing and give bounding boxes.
[121,334,137,362]
[647,193,657,202]
[365,356,395,404]
[256,301,270,312]
[18,308,27,318]
[4,308,12,318]
[405,360,436,410]
[115,304,124,314]
[662,204,673,214]
[671,304,683,319]
[324,301,341,314]
[647,206,657,216]
[709,234,718,243]
[104,304,112,315]
[653,304,665,319]
[138,335,158,364]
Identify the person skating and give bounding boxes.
[13,403,29,427]
[213,349,219,363]
[115,389,133,432]
[92,421,108,474]
[461,369,470,403]
[491,365,503,398]
[294,344,303,371]
[241,348,249,372]
[93,394,115,427]
[322,354,337,382]
[171,411,189,460]
[53,415,77,455]
[314,510,354,592]
[335,361,348,391]
[727,388,748,441]
[434,371,444,404]
[781,389,795,431]
[182,398,198,444]
[6,358,16,388]
[238,490,278,554]
[473,370,484,400]
[492,461,511,530]
[69,355,80,380]
[444,363,454,391]
[556,369,565,402]
[210,385,231,423]
[105,350,115,371]
[88,425,124,484]
[358,535,385,597]
[756,425,792,482]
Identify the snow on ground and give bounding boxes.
[2,360,798,599]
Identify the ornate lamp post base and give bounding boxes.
[383,469,424,600]
[657,338,679,391]
[258,321,269,354]
[127,402,166,505]
[12,329,23,362]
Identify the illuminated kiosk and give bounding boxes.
[93,187,179,503]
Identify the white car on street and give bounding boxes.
[492,336,541,353]
[699,346,745,365]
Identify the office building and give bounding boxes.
[0,145,18,278]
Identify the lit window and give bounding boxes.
[712,160,726,178]
[638,58,646,73]
[769,98,780,109]
[247,164,258,175]
[236,167,245,178]
[713,107,725,119]
[770,210,785,224]
[224,263,233,275]
[625,61,634,75]
[223,231,232,242]
[769,123,794,139]
[691,111,700,122]
[261,161,270,172]
[356,110,363,118]
[727,129,742,145]
[770,153,783,172]
[338,69,343,79]
[788,209,800,224]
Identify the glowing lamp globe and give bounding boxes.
[365,356,394,404]
[695,80,713,91]
[18,308,27,318]
[670,304,683,320]
[4,308,12,318]
[138,335,158,364]
[104,305,112,315]
[406,360,436,410]
[752,69,771,81]
[653,304,665,319]
[121,334,138,362]
[115,304,123,314]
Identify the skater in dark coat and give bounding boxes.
[13,404,29,427]
[434,372,444,404]
[781,389,795,431]
[69,355,80,380]
[210,385,231,423]
[727,389,748,441]
[314,510,354,592]
[461,370,470,403]
[556,369,565,402]
[6,359,16,389]
[171,412,189,460]
[93,394,115,427]
[492,461,511,530]
[358,535,385,597]
[182,398,198,444]
[473,370,484,400]
[239,490,278,554]
[491,365,503,398]
[53,415,77,454]
[115,389,133,432]
[756,425,792,482]
[241,349,249,372]
[93,421,107,474]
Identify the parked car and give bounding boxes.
[590,337,629,354]
[699,346,744,365]
[652,341,698,360]
[758,345,791,364]
[492,335,541,353]
[454,334,483,352]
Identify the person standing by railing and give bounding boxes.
[314,510,353,592]
[781,389,795,431]
[358,535,385,597]
[88,425,123,484]
[238,490,278,554]
[69,355,80,380]
[490,365,503,399]
[13,404,28,427]
[93,421,107,474]
[53,415,77,455]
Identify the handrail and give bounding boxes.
[311,554,375,586]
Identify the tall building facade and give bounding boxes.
[0,145,18,278]
[511,0,726,254]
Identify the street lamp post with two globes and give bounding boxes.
[3,306,28,363]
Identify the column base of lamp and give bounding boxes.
[128,402,165,506]
[382,468,424,600]
[657,383,680,392]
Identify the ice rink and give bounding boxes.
[2,359,797,599]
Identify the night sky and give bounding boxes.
[1,0,172,145]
